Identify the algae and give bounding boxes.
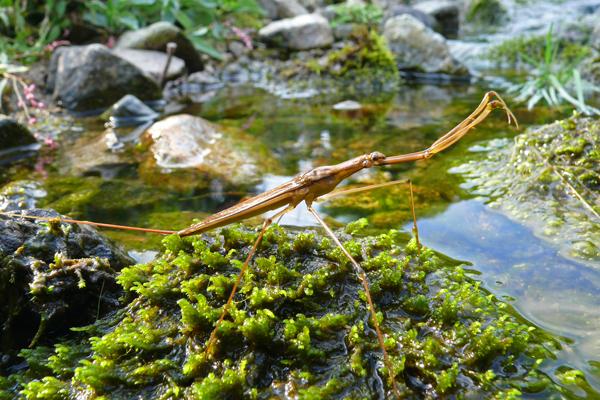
[452,115,600,264]
[306,28,400,92]
[0,222,577,399]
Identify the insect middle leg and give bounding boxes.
[306,203,401,399]
[204,205,295,358]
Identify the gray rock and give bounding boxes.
[47,44,162,112]
[111,48,185,84]
[116,21,203,71]
[0,115,37,151]
[383,14,468,75]
[259,0,308,19]
[259,13,334,50]
[382,5,437,30]
[144,114,268,188]
[413,0,460,38]
[104,94,159,127]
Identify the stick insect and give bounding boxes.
[2,91,517,398]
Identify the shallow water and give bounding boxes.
[3,82,599,393]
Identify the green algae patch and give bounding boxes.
[452,115,600,264]
[1,222,573,398]
[305,29,400,95]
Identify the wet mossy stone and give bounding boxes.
[0,207,133,372]
[0,223,567,398]
[0,115,37,151]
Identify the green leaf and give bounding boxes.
[174,10,195,31]
[189,36,223,60]
[118,14,140,30]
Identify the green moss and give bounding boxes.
[466,0,507,25]
[0,224,579,398]
[305,28,400,90]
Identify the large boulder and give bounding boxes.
[383,14,468,76]
[258,0,308,19]
[140,114,277,191]
[413,0,460,38]
[47,44,161,113]
[0,115,36,151]
[259,13,334,50]
[112,48,186,84]
[116,21,203,72]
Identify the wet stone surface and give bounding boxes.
[0,183,133,371]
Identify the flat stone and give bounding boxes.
[112,48,185,84]
[333,100,362,110]
[116,21,203,71]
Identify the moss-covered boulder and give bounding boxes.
[1,222,573,398]
[452,115,600,263]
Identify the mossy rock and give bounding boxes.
[453,115,600,263]
[306,28,401,92]
[1,222,573,398]
[465,0,507,25]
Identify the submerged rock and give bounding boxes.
[116,21,203,72]
[0,224,568,398]
[452,116,600,264]
[0,198,133,370]
[259,13,334,50]
[140,114,277,190]
[47,44,161,112]
[383,14,468,76]
[103,94,159,127]
[332,99,362,110]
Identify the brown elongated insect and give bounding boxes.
[1,91,517,398]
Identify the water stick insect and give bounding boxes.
[1,91,517,398]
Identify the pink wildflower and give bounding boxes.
[106,36,116,48]
[28,117,37,125]
[231,26,253,50]
[45,40,70,52]
[44,137,58,150]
